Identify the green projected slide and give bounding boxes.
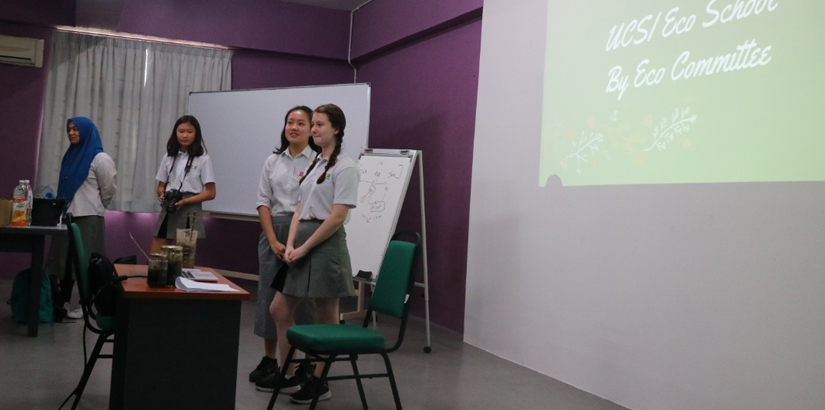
[539,0,825,187]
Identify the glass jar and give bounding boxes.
[161,245,183,286]
[147,253,168,288]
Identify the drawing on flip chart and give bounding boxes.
[359,161,403,223]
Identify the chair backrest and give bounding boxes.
[68,223,91,309]
[366,232,420,352]
[369,239,418,319]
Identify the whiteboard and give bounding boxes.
[346,149,417,279]
[188,83,371,217]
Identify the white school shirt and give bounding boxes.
[155,151,216,194]
[256,146,317,217]
[297,152,359,221]
[67,152,117,217]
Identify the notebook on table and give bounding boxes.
[181,268,219,283]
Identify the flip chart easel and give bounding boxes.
[342,148,432,353]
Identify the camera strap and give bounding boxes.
[165,154,196,192]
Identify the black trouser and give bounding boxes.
[60,243,75,305]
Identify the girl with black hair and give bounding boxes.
[251,106,319,391]
[270,103,359,403]
[150,115,216,254]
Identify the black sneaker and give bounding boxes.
[294,362,316,385]
[249,356,279,383]
[290,377,331,404]
[255,371,301,394]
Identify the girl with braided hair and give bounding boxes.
[269,103,359,403]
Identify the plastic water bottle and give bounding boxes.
[24,180,33,226]
[11,180,28,227]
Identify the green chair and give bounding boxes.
[267,232,421,410]
[59,222,116,410]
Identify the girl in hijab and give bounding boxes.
[49,117,117,318]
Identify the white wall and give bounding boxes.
[465,1,825,409]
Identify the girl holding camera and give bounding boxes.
[150,115,216,254]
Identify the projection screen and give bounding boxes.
[539,0,824,187]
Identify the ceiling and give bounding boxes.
[74,0,371,30]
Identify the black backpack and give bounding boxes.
[88,253,120,316]
[87,254,139,316]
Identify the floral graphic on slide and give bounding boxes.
[567,130,604,174]
[644,107,697,152]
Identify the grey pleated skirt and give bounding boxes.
[154,193,205,239]
[280,219,356,299]
[255,214,316,339]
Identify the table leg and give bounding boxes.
[27,237,45,337]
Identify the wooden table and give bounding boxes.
[0,224,67,337]
[110,264,250,410]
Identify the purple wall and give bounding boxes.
[117,0,350,60]
[351,0,482,58]
[0,22,55,276]
[232,50,352,89]
[0,22,52,193]
[0,0,75,26]
[355,19,482,333]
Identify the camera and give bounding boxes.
[163,189,184,213]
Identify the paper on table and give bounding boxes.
[175,277,239,292]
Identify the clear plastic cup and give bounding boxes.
[176,229,198,269]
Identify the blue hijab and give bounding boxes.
[57,117,104,203]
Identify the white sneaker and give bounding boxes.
[66,307,83,320]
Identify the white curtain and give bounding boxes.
[37,31,232,212]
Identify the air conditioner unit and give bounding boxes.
[0,34,45,68]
